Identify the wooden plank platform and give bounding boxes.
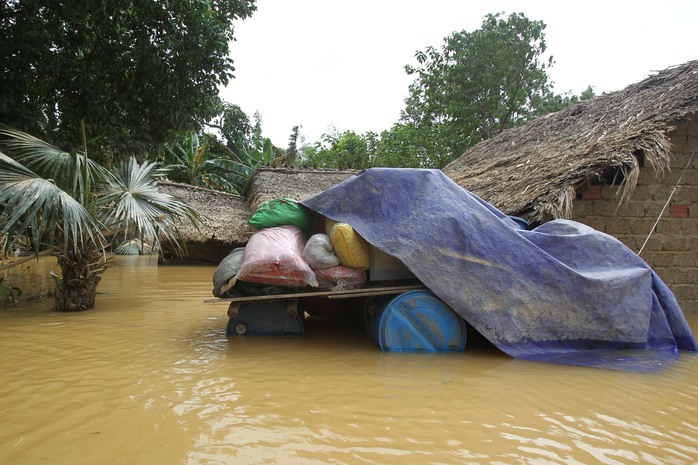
[204,283,427,304]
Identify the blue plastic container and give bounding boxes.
[227,300,304,336]
[369,290,467,352]
[507,216,529,230]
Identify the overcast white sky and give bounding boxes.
[219,0,698,146]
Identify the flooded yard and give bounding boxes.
[1,256,697,464]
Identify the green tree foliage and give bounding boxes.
[373,123,456,168]
[531,85,597,117]
[402,12,557,165]
[0,127,201,311]
[281,125,301,167]
[202,103,292,177]
[233,137,276,186]
[300,129,377,170]
[160,130,275,194]
[0,0,257,164]
[300,12,594,170]
[206,101,253,154]
[161,131,235,193]
[251,111,264,151]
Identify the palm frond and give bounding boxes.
[0,151,35,180]
[204,157,254,176]
[98,157,202,255]
[0,127,66,160]
[0,127,110,198]
[202,158,255,193]
[201,172,238,193]
[0,153,105,255]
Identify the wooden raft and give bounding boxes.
[204,283,426,305]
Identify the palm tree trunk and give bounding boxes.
[53,243,113,312]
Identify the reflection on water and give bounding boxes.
[1,256,697,465]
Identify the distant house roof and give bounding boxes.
[244,167,358,211]
[157,181,254,245]
[443,60,698,223]
[156,169,359,257]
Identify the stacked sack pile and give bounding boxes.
[212,198,369,298]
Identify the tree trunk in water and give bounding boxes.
[53,244,113,312]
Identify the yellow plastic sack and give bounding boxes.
[325,219,370,270]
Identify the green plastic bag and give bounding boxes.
[249,198,313,231]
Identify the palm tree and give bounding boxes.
[0,127,201,311]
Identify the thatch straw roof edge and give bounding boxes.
[157,181,253,245]
[443,60,698,223]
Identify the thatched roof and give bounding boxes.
[158,181,253,244]
[443,60,698,223]
[154,170,359,262]
[244,168,358,211]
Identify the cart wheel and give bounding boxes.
[234,322,248,335]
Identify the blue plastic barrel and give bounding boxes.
[370,290,467,352]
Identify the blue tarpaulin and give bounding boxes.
[302,168,698,370]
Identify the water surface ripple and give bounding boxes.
[1,257,696,464]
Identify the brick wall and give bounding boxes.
[571,116,698,313]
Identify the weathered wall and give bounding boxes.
[572,116,698,313]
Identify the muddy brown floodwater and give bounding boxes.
[1,256,697,465]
